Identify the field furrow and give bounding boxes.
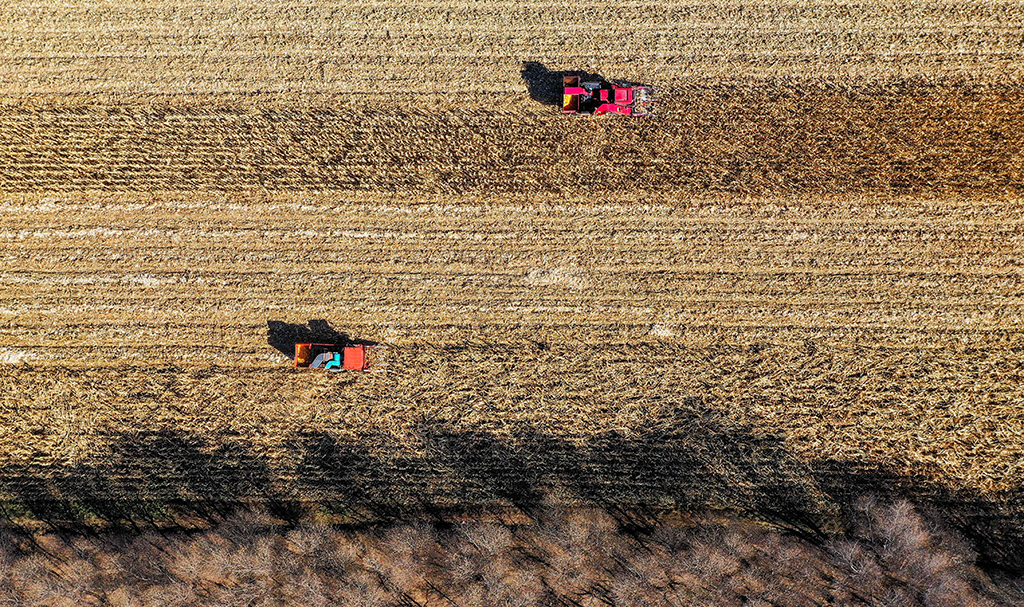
[0,193,1021,364]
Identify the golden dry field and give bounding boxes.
[1,0,1024,571]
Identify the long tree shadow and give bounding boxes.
[810,462,1024,575]
[0,405,1021,573]
[310,420,1024,573]
[0,431,302,532]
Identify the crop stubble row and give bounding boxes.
[0,193,1022,362]
[3,0,1024,94]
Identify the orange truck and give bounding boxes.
[294,343,374,372]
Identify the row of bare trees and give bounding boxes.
[0,498,1019,607]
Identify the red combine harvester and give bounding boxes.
[294,343,374,372]
[562,76,655,116]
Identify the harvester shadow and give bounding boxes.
[266,319,377,359]
[520,61,654,106]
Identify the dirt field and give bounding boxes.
[1,0,1023,571]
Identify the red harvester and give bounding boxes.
[562,76,655,116]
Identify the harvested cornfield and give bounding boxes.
[1,0,1023,574]
[4,0,1024,94]
[2,88,1023,194]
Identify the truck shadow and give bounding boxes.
[520,62,605,106]
[266,319,377,359]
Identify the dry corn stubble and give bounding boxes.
[1,191,1023,568]
[3,0,1024,95]
[2,88,1023,194]
[1,0,1024,574]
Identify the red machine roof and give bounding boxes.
[343,345,367,371]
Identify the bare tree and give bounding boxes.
[0,499,1017,606]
